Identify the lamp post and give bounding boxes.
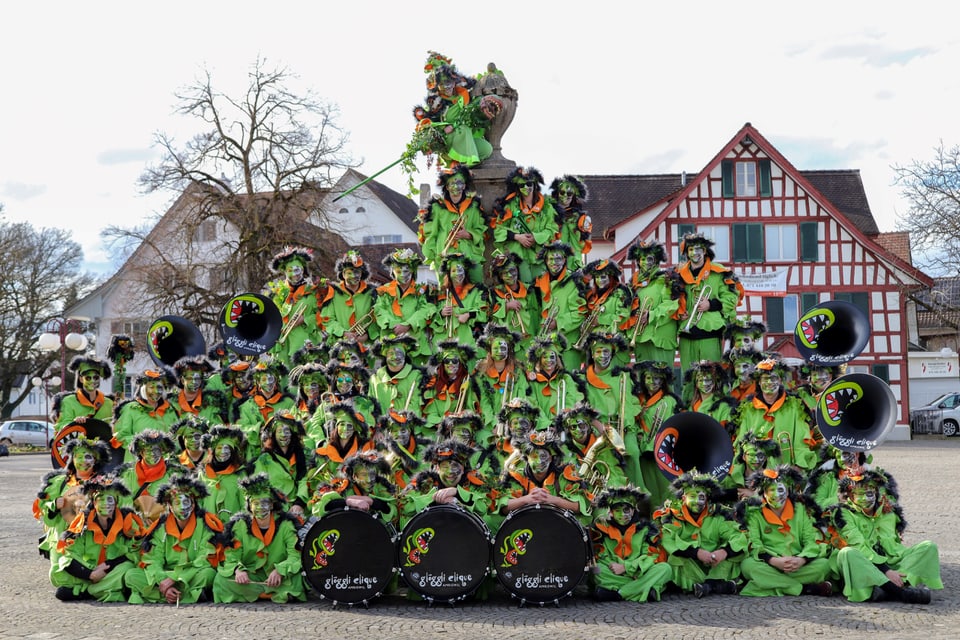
[37,318,90,393]
[30,375,60,431]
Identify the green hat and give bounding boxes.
[68,355,112,380]
[130,429,176,456]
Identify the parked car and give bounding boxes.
[910,392,960,437]
[0,419,55,448]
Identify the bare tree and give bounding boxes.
[103,58,355,328]
[0,221,94,419]
[894,142,960,276]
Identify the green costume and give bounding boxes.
[53,356,115,429]
[733,389,818,472]
[533,242,588,371]
[548,175,592,271]
[419,166,488,279]
[493,168,560,282]
[265,247,326,366]
[322,251,381,348]
[623,240,682,365]
[112,369,178,461]
[374,248,436,365]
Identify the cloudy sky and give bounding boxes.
[2,1,957,275]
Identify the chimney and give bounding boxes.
[681,171,687,187]
[419,183,432,208]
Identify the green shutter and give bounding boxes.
[759,159,772,197]
[872,364,889,383]
[722,160,734,198]
[852,292,869,316]
[766,298,785,333]
[748,223,764,262]
[801,293,819,314]
[800,222,819,261]
[733,224,747,262]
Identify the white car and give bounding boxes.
[0,420,55,448]
[910,392,960,437]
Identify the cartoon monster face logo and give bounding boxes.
[148,319,174,360]
[401,527,435,567]
[655,426,681,477]
[499,529,533,567]
[819,379,865,428]
[796,306,836,350]
[225,293,266,328]
[309,529,340,569]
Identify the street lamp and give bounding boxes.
[37,318,90,392]
[31,375,60,428]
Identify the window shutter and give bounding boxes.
[721,160,734,198]
[733,224,747,262]
[800,222,819,261]
[759,159,772,197]
[766,298,785,333]
[801,293,819,314]
[872,364,889,383]
[748,223,764,262]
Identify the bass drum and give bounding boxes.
[492,504,592,605]
[397,504,492,603]
[300,508,397,605]
[50,419,124,472]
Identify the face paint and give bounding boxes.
[94,494,117,519]
[683,488,708,514]
[74,449,96,475]
[285,261,305,284]
[593,272,611,290]
[437,459,464,486]
[763,481,788,509]
[215,443,234,463]
[696,371,715,395]
[383,345,406,371]
[443,356,461,378]
[141,444,164,466]
[840,451,864,475]
[251,497,273,521]
[142,380,164,403]
[734,335,755,351]
[545,251,565,276]
[851,486,877,512]
[274,424,293,450]
[340,351,362,367]
[256,373,277,394]
[447,177,466,202]
[508,414,531,438]
[80,370,101,394]
[759,372,782,396]
[451,425,473,444]
[171,492,194,521]
[500,265,518,287]
[185,430,204,452]
[611,503,635,527]
[638,254,657,278]
[592,345,613,370]
[490,337,510,361]
[301,377,321,400]
[810,368,834,392]
[687,244,706,267]
[182,370,204,393]
[557,182,576,208]
[393,264,413,285]
[335,417,356,442]
[336,374,354,394]
[352,466,377,491]
[742,444,766,468]
[539,350,558,374]
[567,418,590,443]
[518,181,534,199]
[527,449,551,475]
[449,262,466,285]
[342,267,361,290]
[644,372,664,394]
[390,423,411,444]
[735,360,754,383]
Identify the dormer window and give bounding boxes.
[736,162,757,197]
[721,159,772,198]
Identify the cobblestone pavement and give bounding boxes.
[1,438,956,640]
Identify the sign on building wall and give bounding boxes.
[736,268,789,297]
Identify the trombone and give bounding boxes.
[683,284,712,332]
[349,309,377,338]
[278,299,309,344]
[505,289,527,336]
[539,305,560,338]
[573,304,604,350]
[440,214,467,257]
[629,296,654,347]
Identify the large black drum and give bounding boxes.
[50,419,124,472]
[493,504,592,605]
[300,508,397,605]
[397,504,492,603]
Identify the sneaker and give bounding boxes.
[900,586,932,605]
[693,583,711,599]
[802,581,833,597]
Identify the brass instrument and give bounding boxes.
[648,402,666,436]
[573,304,604,350]
[776,430,795,467]
[557,378,567,415]
[402,381,417,412]
[629,296,654,347]
[440,213,467,257]
[349,309,377,338]
[505,289,527,336]
[279,299,309,344]
[500,373,515,410]
[683,284,713,332]
[499,447,523,482]
[454,375,470,414]
[584,459,612,497]
[539,305,560,337]
[616,372,628,440]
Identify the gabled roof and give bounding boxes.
[580,174,689,241]
[342,169,421,235]
[916,276,960,331]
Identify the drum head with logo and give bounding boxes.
[492,504,591,604]
[50,419,123,472]
[398,504,491,603]
[300,508,396,605]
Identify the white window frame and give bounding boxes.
[765,224,798,261]
[736,161,757,197]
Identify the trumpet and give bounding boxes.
[629,297,654,347]
[683,284,713,332]
[583,458,612,498]
[505,289,527,336]
[573,304,604,350]
[349,309,376,338]
[454,374,470,414]
[279,299,308,344]
[645,402,666,436]
[499,447,523,482]
[539,305,560,337]
[440,214,467,256]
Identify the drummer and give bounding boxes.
[374,410,428,491]
[400,439,492,529]
[497,431,591,524]
[309,450,398,525]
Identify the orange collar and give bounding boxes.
[595,522,637,558]
[251,515,277,549]
[586,366,611,390]
[761,499,795,534]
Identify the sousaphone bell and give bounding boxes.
[653,413,734,481]
[147,315,207,368]
[219,292,282,356]
[794,300,870,366]
[816,373,896,452]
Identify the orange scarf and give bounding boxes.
[761,499,795,534]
